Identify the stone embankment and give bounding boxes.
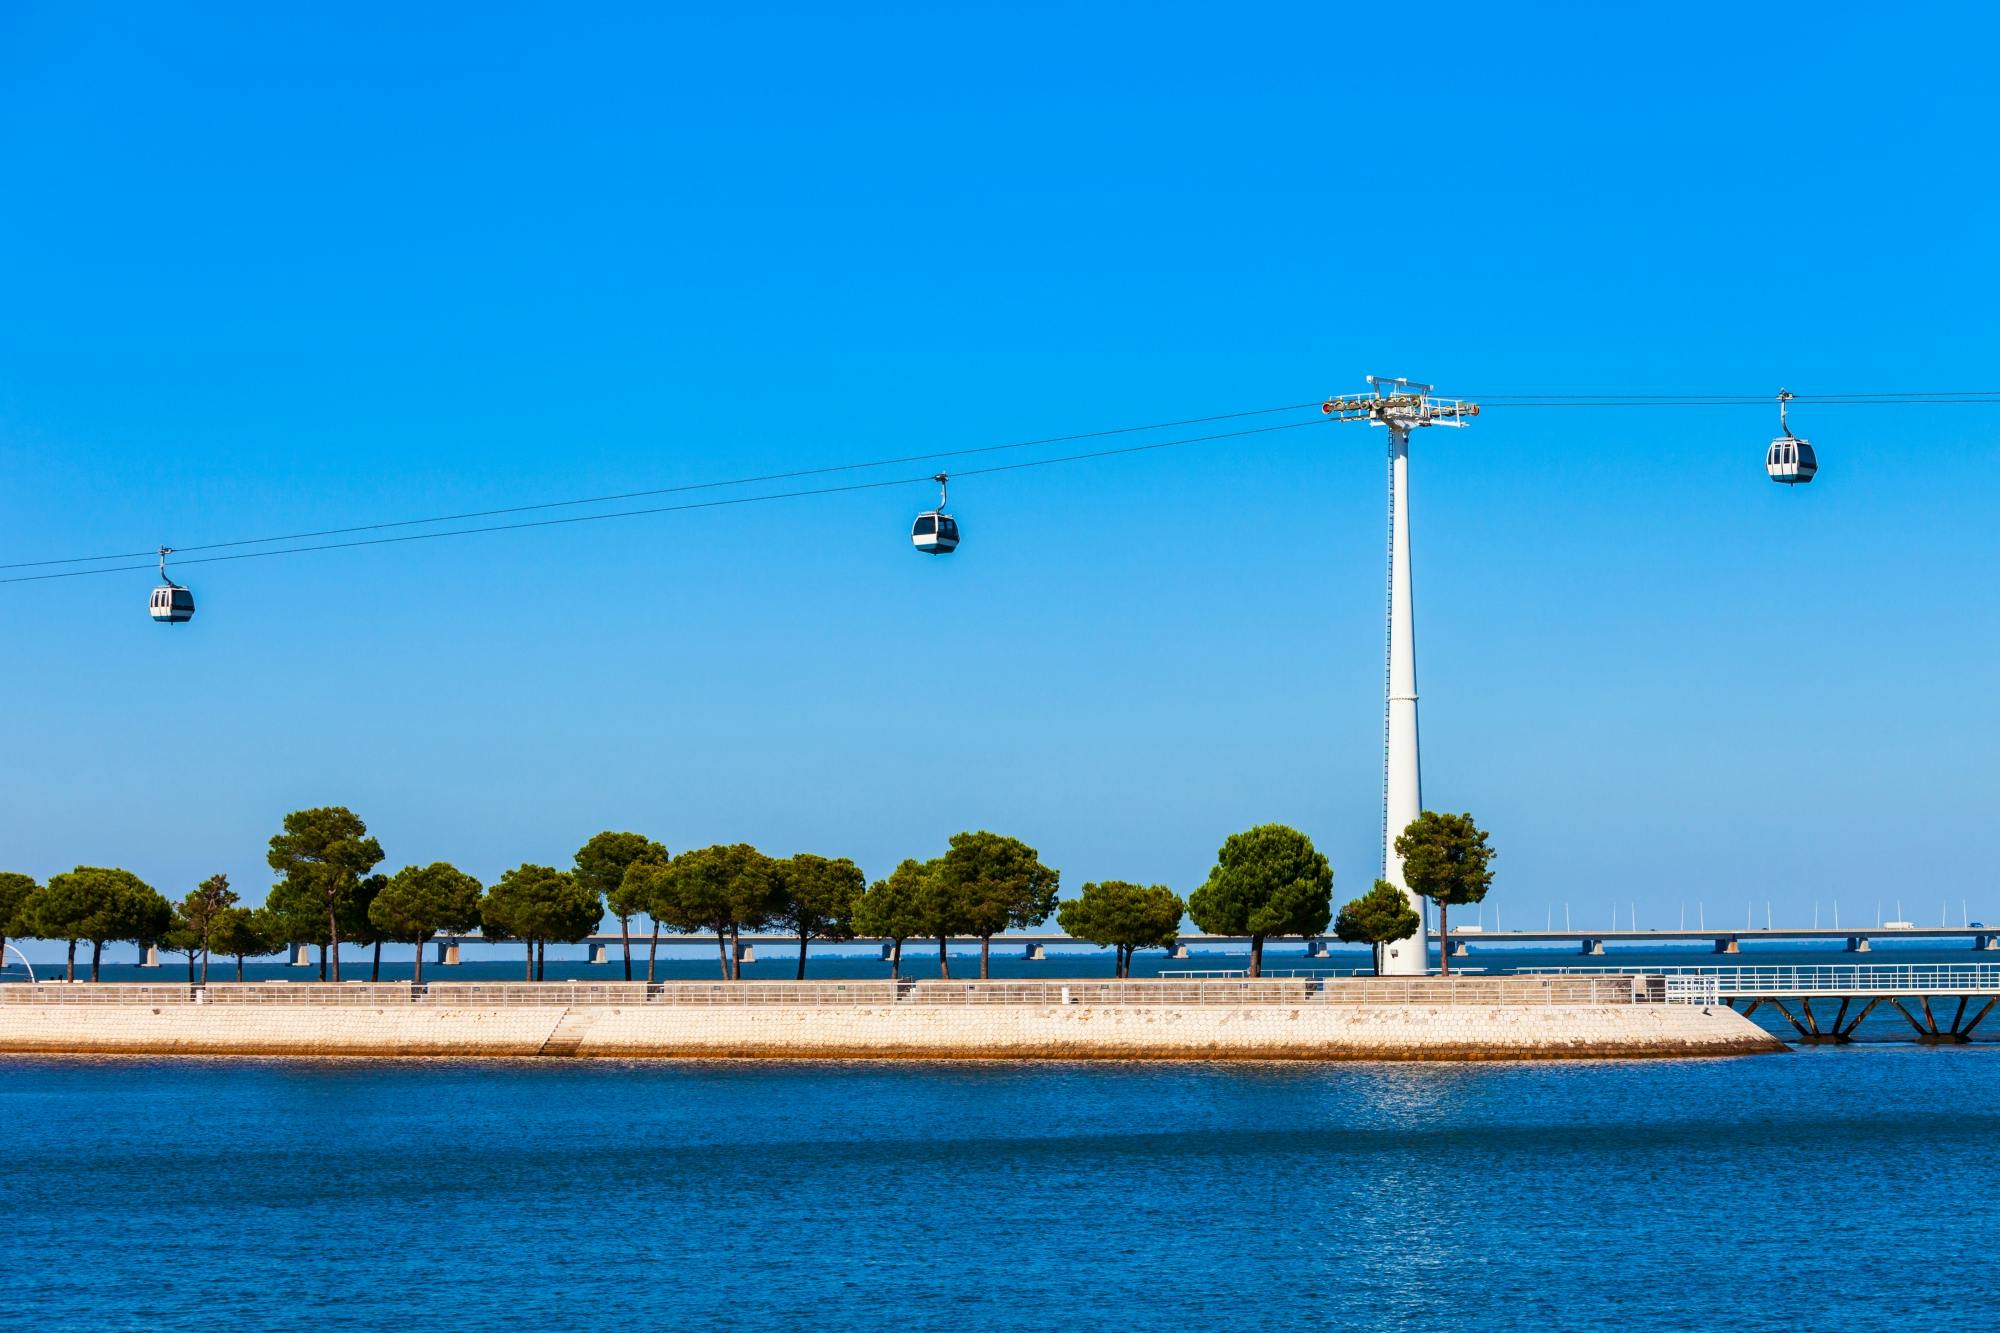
[0,976,1783,1060]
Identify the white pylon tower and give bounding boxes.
[1321,377,1479,974]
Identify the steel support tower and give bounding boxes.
[1321,378,1478,974]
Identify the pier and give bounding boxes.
[1530,965,2000,1044]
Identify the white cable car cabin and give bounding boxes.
[911,511,959,554]
[911,473,960,554]
[1766,389,1817,485]
[149,584,195,623]
[149,546,194,623]
[1766,435,1817,484]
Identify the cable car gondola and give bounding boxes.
[1765,389,1817,485]
[149,546,194,623]
[911,472,959,554]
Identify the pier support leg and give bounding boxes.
[1846,935,1872,953]
[1713,938,1741,954]
[1836,997,1881,1040]
[1911,996,1972,1043]
[1447,939,1469,957]
[1974,934,1999,952]
[1786,996,1848,1043]
[1022,943,1045,961]
[1960,997,1999,1038]
[136,943,160,968]
[289,942,312,968]
[1765,997,1813,1040]
[1885,997,1930,1037]
[586,943,610,965]
[1169,944,1190,960]
[1579,938,1604,956]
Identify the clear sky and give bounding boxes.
[3,1,1996,944]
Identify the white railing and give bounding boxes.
[1663,975,1722,1005]
[0,976,1670,1007]
[1522,964,2000,995]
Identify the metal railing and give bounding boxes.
[0,976,1681,1006]
[1522,964,2000,995]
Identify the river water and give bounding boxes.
[5,1044,1995,1330]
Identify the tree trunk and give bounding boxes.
[797,930,809,981]
[647,920,661,984]
[619,912,633,981]
[729,925,741,981]
[235,952,245,983]
[937,936,951,980]
[1248,934,1264,978]
[889,939,902,980]
[715,929,732,981]
[979,934,991,980]
[66,938,77,982]
[536,939,546,982]
[1438,900,1450,977]
[524,939,534,981]
[318,944,328,981]
[327,903,342,982]
[185,952,196,985]
[371,939,382,982]
[200,947,209,987]
[91,939,103,982]
[413,935,425,986]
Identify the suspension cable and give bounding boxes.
[0,417,1335,585]
[0,400,1324,572]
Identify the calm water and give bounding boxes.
[6,1046,1996,1330]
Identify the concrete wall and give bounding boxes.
[0,1000,1781,1060]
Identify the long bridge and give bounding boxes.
[403,923,2000,967]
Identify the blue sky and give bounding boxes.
[2,1,1996,943]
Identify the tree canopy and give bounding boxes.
[1186,824,1333,977]
[370,862,483,983]
[853,859,932,979]
[772,853,864,979]
[577,831,669,980]
[656,844,779,980]
[266,806,383,982]
[1333,879,1423,976]
[1394,811,1495,977]
[1056,880,1184,977]
[0,871,37,960]
[210,906,280,982]
[936,831,1060,979]
[164,874,237,985]
[30,867,173,981]
[482,864,599,980]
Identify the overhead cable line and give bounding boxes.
[0,417,1335,585]
[0,400,1324,572]
[1470,391,2000,405]
[7,385,1997,585]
